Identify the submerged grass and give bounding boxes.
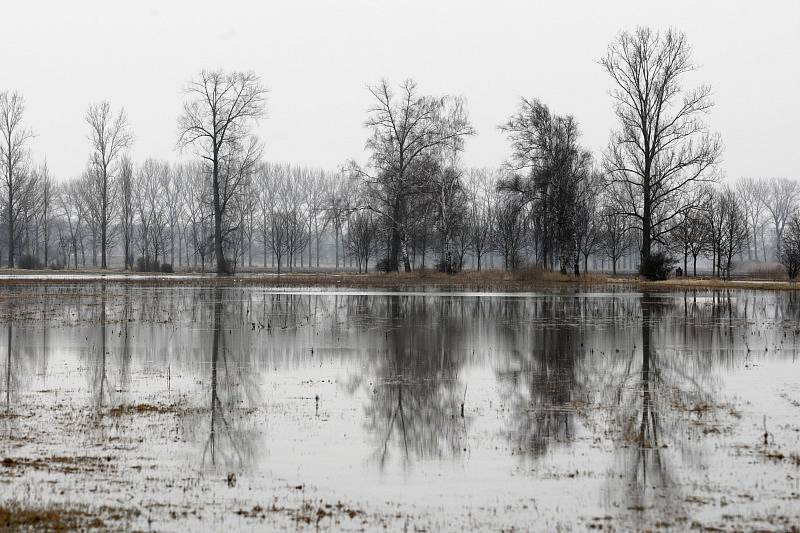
[0,503,137,531]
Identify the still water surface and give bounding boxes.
[1,285,799,531]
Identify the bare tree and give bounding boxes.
[464,169,495,271]
[304,169,330,269]
[354,78,474,272]
[499,98,593,272]
[133,159,170,268]
[0,92,35,268]
[255,162,278,268]
[762,177,800,259]
[182,163,213,271]
[58,180,85,269]
[670,204,710,277]
[575,171,604,274]
[177,70,267,274]
[492,193,529,270]
[345,210,379,272]
[716,187,750,277]
[430,153,467,273]
[600,207,633,275]
[325,173,354,270]
[118,155,134,270]
[735,177,768,261]
[163,166,182,267]
[78,164,105,266]
[601,27,721,272]
[38,161,54,267]
[86,101,133,268]
[780,215,800,279]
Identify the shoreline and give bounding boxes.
[0,269,797,291]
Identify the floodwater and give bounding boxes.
[1,284,799,532]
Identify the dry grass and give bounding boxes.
[0,267,613,291]
[0,503,137,531]
[746,263,788,280]
[1,455,114,475]
[0,506,97,531]
[638,277,800,292]
[4,266,800,292]
[107,403,180,416]
[235,501,365,526]
[104,402,206,417]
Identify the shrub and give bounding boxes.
[160,263,174,274]
[375,258,398,273]
[223,258,237,274]
[639,251,677,281]
[135,256,161,272]
[434,259,461,274]
[17,254,42,270]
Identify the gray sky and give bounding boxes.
[2,0,798,182]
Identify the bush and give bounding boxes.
[639,251,677,281]
[160,263,174,273]
[434,258,461,274]
[375,257,398,273]
[135,256,161,272]
[17,254,42,270]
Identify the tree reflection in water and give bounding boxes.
[3,284,799,529]
[494,295,642,459]
[362,295,470,470]
[600,293,736,520]
[492,292,750,520]
[92,283,111,409]
[199,286,261,471]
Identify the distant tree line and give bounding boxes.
[1,27,799,279]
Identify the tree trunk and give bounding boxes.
[101,168,107,269]
[7,181,13,268]
[212,156,226,274]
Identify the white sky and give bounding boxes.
[2,0,798,182]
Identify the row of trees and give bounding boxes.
[0,27,798,277]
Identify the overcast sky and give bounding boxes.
[2,0,798,182]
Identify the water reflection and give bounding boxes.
[4,299,12,414]
[198,286,261,470]
[1,285,797,519]
[363,296,469,469]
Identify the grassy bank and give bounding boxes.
[0,267,798,291]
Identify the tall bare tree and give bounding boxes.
[715,186,749,277]
[86,101,133,268]
[601,27,721,273]
[735,177,768,261]
[464,168,495,271]
[353,79,474,272]
[38,161,54,267]
[600,207,633,275]
[499,98,593,272]
[762,177,800,258]
[177,70,267,274]
[118,155,134,270]
[0,92,35,268]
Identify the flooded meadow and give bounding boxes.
[1,283,799,531]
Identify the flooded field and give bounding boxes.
[1,284,799,531]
